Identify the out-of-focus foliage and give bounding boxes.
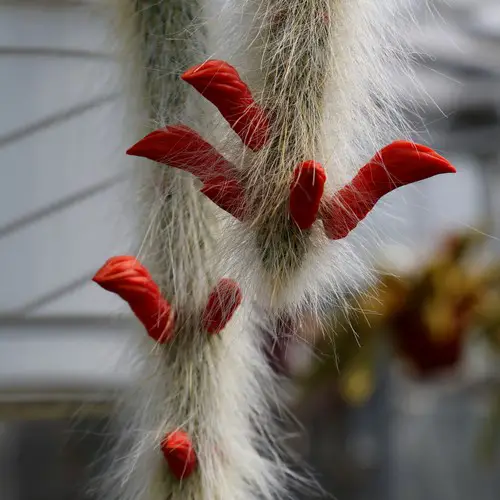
[297,230,500,454]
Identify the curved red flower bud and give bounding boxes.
[322,141,456,239]
[202,278,242,334]
[290,161,326,230]
[126,125,235,182]
[93,256,174,343]
[200,176,246,220]
[161,430,197,480]
[182,60,270,151]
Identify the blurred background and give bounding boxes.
[1,0,500,499]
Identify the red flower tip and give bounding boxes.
[161,430,197,480]
[126,125,235,182]
[290,160,326,230]
[322,141,456,240]
[364,141,456,194]
[92,255,158,300]
[200,176,246,220]
[182,60,270,151]
[93,256,174,344]
[202,278,242,334]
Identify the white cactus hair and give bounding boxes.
[100,0,420,499]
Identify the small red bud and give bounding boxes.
[202,279,242,334]
[161,430,197,480]
[290,160,326,230]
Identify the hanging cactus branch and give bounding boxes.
[98,1,457,499]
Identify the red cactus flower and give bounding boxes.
[161,430,197,480]
[322,141,456,239]
[182,60,270,151]
[127,126,246,217]
[290,160,326,230]
[93,256,175,343]
[202,278,243,334]
[126,125,235,182]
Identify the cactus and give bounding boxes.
[96,1,455,499]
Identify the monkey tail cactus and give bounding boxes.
[96,1,455,499]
